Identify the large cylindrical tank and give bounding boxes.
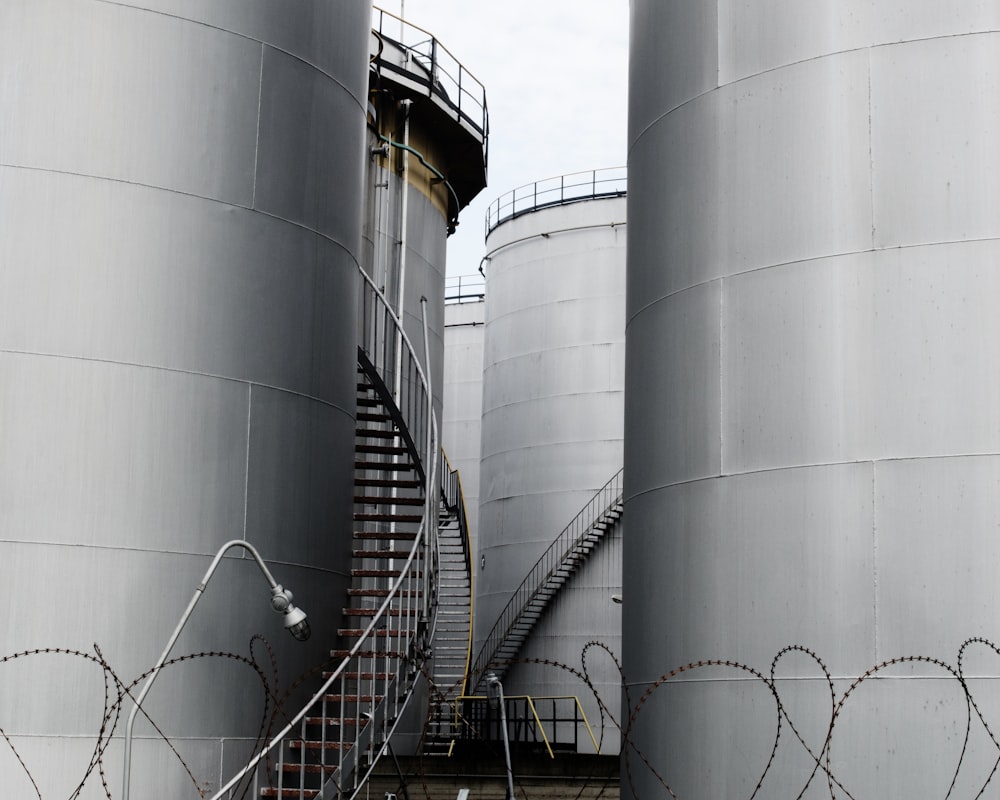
[626,3,1000,796]
[363,97,449,420]
[0,1,369,793]
[478,172,626,748]
[442,292,486,549]
[363,10,489,423]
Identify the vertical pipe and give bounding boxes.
[420,295,434,620]
[393,99,412,404]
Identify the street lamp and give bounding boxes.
[121,539,311,800]
[486,671,516,800]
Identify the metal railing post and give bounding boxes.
[430,37,439,93]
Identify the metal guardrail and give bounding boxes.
[212,267,440,800]
[471,467,624,683]
[455,695,600,755]
[444,274,485,305]
[485,167,627,236]
[371,6,488,143]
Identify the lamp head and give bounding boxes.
[271,585,311,641]
[485,671,501,707]
[284,605,311,642]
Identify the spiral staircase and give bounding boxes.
[210,268,473,800]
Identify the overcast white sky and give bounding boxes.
[387,1,630,278]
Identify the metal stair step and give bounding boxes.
[355,477,422,488]
[352,548,415,559]
[289,739,351,751]
[352,530,419,541]
[347,587,420,597]
[342,607,415,617]
[351,568,404,577]
[354,512,423,523]
[356,443,410,455]
[279,761,337,774]
[354,494,424,506]
[304,716,358,726]
[330,648,405,659]
[322,694,383,704]
[357,410,391,423]
[338,628,410,638]
[355,428,402,440]
[354,460,416,471]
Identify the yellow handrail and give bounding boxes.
[523,695,554,758]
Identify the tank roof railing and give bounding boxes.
[485,166,627,237]
[444,274,485,305]
[371,7,488,144]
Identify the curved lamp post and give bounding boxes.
[486,672,516,800]
[121,538,311,800]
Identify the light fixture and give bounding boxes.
[611,593,623,605]
[272,585,311,642]
[123,539,311,800]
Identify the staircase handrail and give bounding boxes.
[439,448,475,697]
[212,266,439,800]
[471,467,624,683]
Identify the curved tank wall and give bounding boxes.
[443,297,486,550]
[364,143,449,421]
[478,188,626,746]
[0,0,369,793]
[363,17,488,425]
[626,2,1000,796]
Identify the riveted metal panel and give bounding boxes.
[0,0,261,206]
[624,282,721,498]
[0,353,249,553]
[719,0,1000,84]
[722,242,1000,473]
[875,456,1000,656]
[255,44,367,242]
[627,0,718,139]
[119,0,373,103]
[0,168,358,410]
[872,34,1000,248]
[627,52,872,308]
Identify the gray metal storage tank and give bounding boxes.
[476,170,626,751]
[442,286,486,550]
[364,10,488,420]
[626,3,1000,796]
[0,1,369,793]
